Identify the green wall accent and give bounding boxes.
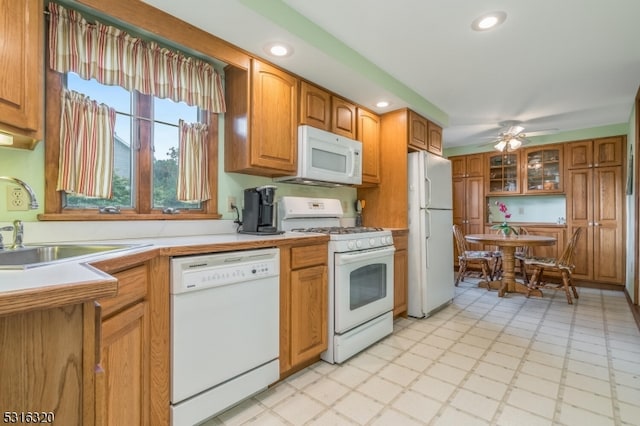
[0,144,44,222]
[239,0,448,126]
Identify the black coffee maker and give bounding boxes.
[240,185,282,235]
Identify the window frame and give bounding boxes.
[41,68,220,221]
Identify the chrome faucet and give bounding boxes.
[0,224,13,250]
[12,219,24,249]
[0,176,39,209]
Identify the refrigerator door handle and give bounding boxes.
[425,175,432,207]
[423,208,431,239]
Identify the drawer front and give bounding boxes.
[291,244,327,269]
[99,264,148,318]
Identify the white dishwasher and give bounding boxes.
[170,248,280,426]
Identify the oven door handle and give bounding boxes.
[336,246,395,265]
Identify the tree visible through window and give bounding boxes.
[64,73,202,211]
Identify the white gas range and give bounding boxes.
[279,196,395,364]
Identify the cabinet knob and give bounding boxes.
[594,222,600,226]
[588,222,593,226]
[594,163,598,167]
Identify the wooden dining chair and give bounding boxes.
[523,227,582,304]
[452,225,499,286]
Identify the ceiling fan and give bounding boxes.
[492,124,528,152]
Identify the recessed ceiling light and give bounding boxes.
[264,42,293,57]
[471,11,507,31]
[376,101,390,108]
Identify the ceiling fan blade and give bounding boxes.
[507,125,525,136]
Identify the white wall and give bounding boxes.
[626,103,636,301]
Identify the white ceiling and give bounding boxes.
[142,0,640,149]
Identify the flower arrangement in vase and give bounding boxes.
[491,201,518,236]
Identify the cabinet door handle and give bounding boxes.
[94,302,102,364]
[594,222,600,226]
[588,222,593,226]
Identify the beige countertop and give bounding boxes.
[0,231,327,316]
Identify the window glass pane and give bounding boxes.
[152,97,201,210]
[65,74,134,209]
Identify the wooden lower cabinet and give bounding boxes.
[392,230,408,318]
[93,259,155,426]
[290,265,327,366]
[0,304,85,425]
[566,164,625,284]
[96,301,149,426]
[280,242,328,377]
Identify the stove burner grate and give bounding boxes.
[291,226,384,235]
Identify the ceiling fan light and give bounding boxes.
[494,140,507,151]
[508,138,522,149]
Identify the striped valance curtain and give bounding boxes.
[48,3,226,113]
[57,90,116,198]
[177,120,211,202]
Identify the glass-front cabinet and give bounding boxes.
[523,145,563,194]
[486,151,520,194]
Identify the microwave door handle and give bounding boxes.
[348,148,356,177]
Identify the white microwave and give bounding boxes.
[275,125,362,187]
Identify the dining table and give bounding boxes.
[464,233,557,298]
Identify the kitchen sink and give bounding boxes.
[0,243,142,270]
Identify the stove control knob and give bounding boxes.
[347,240,356,250]
[356,240,362,248]
[386,236,393,245]
[369,238,376,246]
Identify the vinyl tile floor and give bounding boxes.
[204,279,640,426]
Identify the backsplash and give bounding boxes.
[488,195,566,224]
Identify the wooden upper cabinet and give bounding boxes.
[408,109,443,155]
[408,110,429,151]
[357,108,381,185]
[224,59,298,176]
[427,120,443,155]
[332,97,357,139]
[450,154,484,178]
[566,136,624,169]
[299,81,331,131]
[0,0,44,149]
[299,81,356,139]
[522,144,563,194]
[450,156,465,178]
[485,151,521,194]
[593,137,623,167]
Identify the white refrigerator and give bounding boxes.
[407,151,455,318]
